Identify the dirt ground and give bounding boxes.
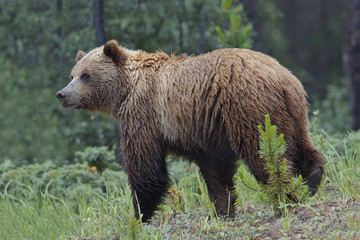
[149,186,360,239]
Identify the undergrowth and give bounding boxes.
[0,114,359,239]
[258,115,309,212]
[236,115,309,215]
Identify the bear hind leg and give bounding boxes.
[306,167,322,195]
[296,140,325,195]
[197,159,237,218]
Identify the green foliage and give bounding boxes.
[105,0,220,54]
[75,146,120,173]
[0,0,236,165]
[258,115,310,213]
[0,176,137,240]
[250,1,286,57]
[311,119,360,199]
[234,163,265,210]
[0,161,127,201]
[258,115,287,167]
[236,115,309,214]
[0,59,70,164]
[0,0,348,166]
[0,1,356,238]
[312,80,351,134]
[1,141,360,238]
[1,189,80,239]
[215,0,253,48]
[0,160,221,239]
[221,0,232,13]
[0,0,118,165]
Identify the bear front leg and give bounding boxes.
[122,131,170,222]
[127,163,170,222]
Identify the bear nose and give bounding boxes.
[56,91,66,100]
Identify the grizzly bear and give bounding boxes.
[57,40,324,222]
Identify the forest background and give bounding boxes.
[1,0,360,239]
[0,0,357,166]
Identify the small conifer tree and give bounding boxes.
[215,0,253,49]
[235,115,310,214]
[258,115,310,213]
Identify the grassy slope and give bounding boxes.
[1,131,359,240]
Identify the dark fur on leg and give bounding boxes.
[196,155,237,218]
[305,167,323,196]
[130,170,171,222]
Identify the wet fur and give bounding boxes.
[71,41,325,222]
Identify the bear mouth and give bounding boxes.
[63,103,80,109]
[59,100,82,109]
[58,97,83,109]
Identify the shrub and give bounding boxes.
[312,80,351,133]
[74,146,120,173]
[0,161,127,200]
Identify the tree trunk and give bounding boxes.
[198,9,206,54]
[343,0,360,130]
[94,0,107,46]
[54,0,63,84]
[93,0,107,146]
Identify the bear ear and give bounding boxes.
[76,50,86,62]
[103,40,127,65]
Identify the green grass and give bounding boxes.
[0,185,79,239]
[1,131,360,239]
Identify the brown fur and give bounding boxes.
[57,40,325,222]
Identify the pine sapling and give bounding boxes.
[235,115,310,215]
[258,115,310,214]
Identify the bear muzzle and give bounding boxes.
[56,90,66,100]
[56,82,83,109]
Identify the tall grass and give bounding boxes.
[1,127,359,239]
[0,161,226,239]
[0,183,79,239]
[317,131,360,200]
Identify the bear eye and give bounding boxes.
[70,75,74,80]
[81,73,90,81]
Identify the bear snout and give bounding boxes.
[56,88,82,109]
[56,91,66,100]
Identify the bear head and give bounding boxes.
[56,40,128,114]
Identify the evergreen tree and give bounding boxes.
[258,115,310,214]
[236,115,310,214]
